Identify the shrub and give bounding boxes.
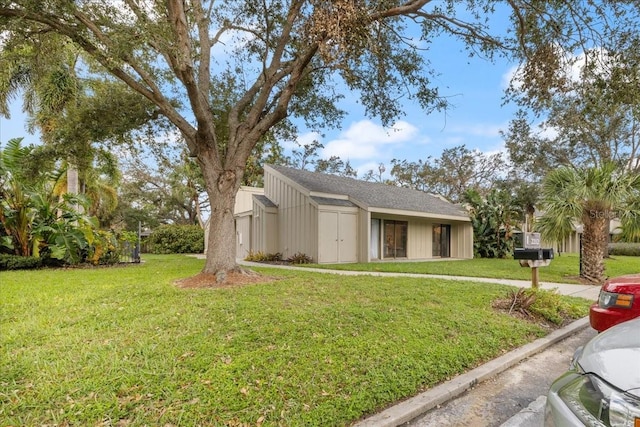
[287,252,313,264]
[245,251,282,262]
[147,225,204,254]
[529,288,586,325]
[503,287,537,316]
[608,242,640,257]
[495,287,586,326]
[0,254,43,270]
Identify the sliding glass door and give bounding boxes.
[384,220,408,258]
[432,224,451,258]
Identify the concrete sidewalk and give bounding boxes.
[238,260,601,301]
[238,259,600,427]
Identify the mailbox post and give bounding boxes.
[513,233,554,288]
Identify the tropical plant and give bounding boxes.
[0,35,127,226]
[1,139,110,265]
[0,138,43,256]
[463,188,521,259]
[30,192,99,264]
[537,163,640,284]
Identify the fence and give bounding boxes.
[117,239,141,263]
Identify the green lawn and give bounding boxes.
[309,253,639,284]
[1,255,590,426]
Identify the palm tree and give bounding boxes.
[1,35,122,226]
[537,163,640,284]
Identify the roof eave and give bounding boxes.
[369,207,470,222]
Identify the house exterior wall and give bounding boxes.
[408,218,431,257]
[235,186,263,214]
[252,203,279,255]
[359,210,370,262]
[261,165,473,263]
[265,170,317,260]
[533,218,622,254]
[450,222,474,259]
[530,217,622,254]
[367,214,473,260]
[235,214,251,259]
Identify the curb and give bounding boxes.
[499,395,547,427]
[352,317,590,427]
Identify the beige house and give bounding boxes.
[233,165,473,263]
[538,219,623,254]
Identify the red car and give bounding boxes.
[590,273,640,332]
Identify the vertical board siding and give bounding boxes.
[408,218,429,259]
[266,169,314,259]
[450,223,473,259]
[252,204,264,253]
[359,210,369,262]
[235,216,251,259]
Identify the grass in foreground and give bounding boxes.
[1,255,590,426]
[309,254,639,284]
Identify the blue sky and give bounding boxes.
[290,48,518,176]
[0,27,520,178]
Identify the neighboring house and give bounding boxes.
[519,213,623,254]
[541,219,623,254]
[229,165,473,263]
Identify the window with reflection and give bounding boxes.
[384,220,408,258]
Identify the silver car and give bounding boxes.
[545,317,640,426]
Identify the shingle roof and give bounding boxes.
[269,165,469,219]
[310,196,357,207]
[254,194,277,208]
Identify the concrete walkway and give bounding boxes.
[237,259,601,426]
[238,260,602,301]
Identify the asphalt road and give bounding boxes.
[402,326,598,427]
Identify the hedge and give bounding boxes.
[608,242,640,257]
[147,224,204,254]
[0,254,43,270]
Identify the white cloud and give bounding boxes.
[322,119,419,160]
[354,161,390,179]
[537,123,559,140]
[451,122,504,138]
[211,27,253,58]
[288,131,320,151]
[501,65,520,90]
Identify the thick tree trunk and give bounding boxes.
[197,144,246,277]
[581,206,607,285]
[204,183,238,275]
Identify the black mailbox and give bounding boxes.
[514,248,543,260]
[514,248,554,260]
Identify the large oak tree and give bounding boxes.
[1,1,637,278]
